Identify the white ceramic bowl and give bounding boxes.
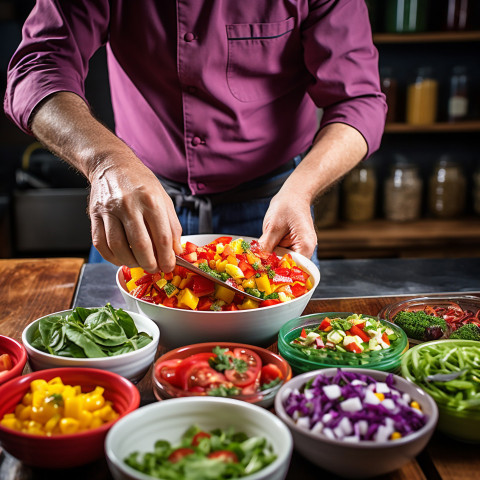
[274,368,438,479]
[105,396,293,480]
[22,309,159,384]
[117,234,321,349]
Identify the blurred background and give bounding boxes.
[0,0,479,261]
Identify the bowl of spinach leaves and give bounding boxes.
[22,304,160,383]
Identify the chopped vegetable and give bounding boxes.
[282,369,427,442]
[124,424,277,479]
[449,324,480,341]
[393,311,448,341]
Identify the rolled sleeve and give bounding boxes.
[302,0,387,155]
[4,0,109,134]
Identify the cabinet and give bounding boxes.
[315,4,480,260]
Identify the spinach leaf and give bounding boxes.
[84,310,128,346]
[65,323,108,358]
[38,315,66,354]
[55,342,87,358]
[111,305,138,338]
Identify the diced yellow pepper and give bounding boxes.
[179,274,194,290]
[225,264,244,279]
[226,255,238,266]
[84,394,105,412]
[278,292,290,303]
[78,409,93,429]
[171,275,182,287]
[126,278,138,292]
[44,415,60,434]
[242,278,256,289]
[209,259,216,269]
[255,274,272,295]
[59,417,80,435]
[246,252,259,265]
[30,379,48,393]
[230,238,244,254]
[216,259,228,272]
[0,417,21,431]
[129,267,145,282]
[216,243,225,254]
[237,298,260,310]
[214,284,235,304]
[32,390,46,409]
[64,395,84,419]
[156,278,167,289]
[305,277,313,290]
[177,288,200,310]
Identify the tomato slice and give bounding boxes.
[207,450,238,463]
[191,431,211,446]
[175,353,218,390]
[0,354,13,372]
[224,348,261,387]
[154,359,182,387]
[184,363,227,391]
[260,363,283,386]
[168,448,195,463]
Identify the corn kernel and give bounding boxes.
[30,379,48,392]
[411,401,421,410]
[374,392,385,401]
[84,395,105,412]
[391,432,402,440]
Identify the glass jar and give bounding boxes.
[474,168,480,216]
[343,163,377,222]
[448,66,469,122]
[385,0,428,33]
[406,67,438,125]
[428,159,466,219]
[384,162,423,222]
[314,185,339,229]
[380,67,398,123]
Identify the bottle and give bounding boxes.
[448,66,469,122]
[380,67,398,123]
[445,0,472,31]
[343,163,377,222]
[428,158,466,219]
[385,0,428,33]
[406,67,438,125]
[314,185,340,229]
[384,161,423,222]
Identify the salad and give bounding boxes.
[282,369,427,442]
[123,236,313,311]
[289,314,399,355]
[154,346,283,397]
[124,424,277,479]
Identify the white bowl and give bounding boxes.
[105,396,293,480]
[22,309,159,384]
[117,234,321,349]
[274,368,438,479]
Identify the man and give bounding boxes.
[5,0,386,273]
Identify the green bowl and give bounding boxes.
[277,312,408,375]
[401,339,480,443]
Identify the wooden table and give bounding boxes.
[1,257,479,480]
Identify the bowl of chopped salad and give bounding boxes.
[117,234,320,349]
[105,396,293,480]
[379,295,480,344]
[277,312,408,375]
[401,339,480,443]
[274,368,438,478]
[152,342,292,408]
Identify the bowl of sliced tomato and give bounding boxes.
[0,335,27,386]
[152,342,292,408]
[117,234,320,349]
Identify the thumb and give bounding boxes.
[258,228,286,254]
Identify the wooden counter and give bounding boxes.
[1,258,479,479]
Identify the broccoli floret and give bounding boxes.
[393,311,447,341]
[449,323,480,341]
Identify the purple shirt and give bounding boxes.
[5,0,386,195]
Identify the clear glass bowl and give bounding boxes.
[277,312,408,375]
[152,342,292,409]
[378,295,480,344]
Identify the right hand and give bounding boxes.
[88,159,183,273]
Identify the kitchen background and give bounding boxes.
[1,0,479,261]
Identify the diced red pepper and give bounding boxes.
[300,328,307,338]
[197,297,214,311]
[291,283,307,297]
[345,342,362,353]
[291,266,309,282]
[181,251,198,263]
[135,274,153,286]
[122,265,132,283]
[184,241,199,254]
[349,324,370,343]
[238,260,256,279]
[132,283,149,298]
[197,250,215,261]
[319,318,332,331]
[223,303,239,311]
[382,332,390,345]
[163,296,178,308]
[192,275,215,297]
[259,299,281,307]
[272,274,293,284]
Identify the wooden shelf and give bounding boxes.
[384,121,480,133]
[316,218,480,259]
[373,31,480,44]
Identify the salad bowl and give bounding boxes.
[117,234,320,349]
[275,368,438,479]
[105,396,293,480]
[22,306,160,383]
[0,335,27,386]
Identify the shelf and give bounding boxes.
[373,31,480,44]
[316,218,480,259]
[384,121,480,133]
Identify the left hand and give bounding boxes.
[259,191,317,259]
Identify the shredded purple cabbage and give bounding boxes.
[283,369,427,442]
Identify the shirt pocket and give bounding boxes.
[226,17,302,102]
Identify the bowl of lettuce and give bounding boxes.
[22,304,159,383]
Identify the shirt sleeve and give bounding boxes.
[3,0,110,135]
[302,0,387,156]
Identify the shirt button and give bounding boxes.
[192,136,203,146]
[184,32,196,42]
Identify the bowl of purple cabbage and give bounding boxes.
[274,368,438,479]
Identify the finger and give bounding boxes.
[90,215,117,264]
[102,215,139,267]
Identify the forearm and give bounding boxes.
[279,122,368,206]
[30,91,145,182]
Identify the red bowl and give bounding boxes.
[0,367,140,468]
[0,335,27,385]
[152,342,292,408]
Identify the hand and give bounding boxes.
[88,159,183,273]
[259,192,317,260]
